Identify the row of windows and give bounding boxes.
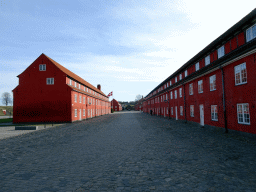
[74,109,108,117]
[148,62,247,104]
[74,94,110,107]
[150,103,249,124]
[147,23,255,100]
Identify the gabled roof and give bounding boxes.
[43,54,107,97]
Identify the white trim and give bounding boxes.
[39,64,46,71]
[237,103,250,125]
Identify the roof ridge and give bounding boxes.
[43,54,107,97]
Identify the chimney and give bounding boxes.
[97,84,101,90]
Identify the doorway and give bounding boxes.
[200,104,204,126]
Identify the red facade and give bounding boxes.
[111,99,122,111]
[143,9,256,134]
[13,54,111,123]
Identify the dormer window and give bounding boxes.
[205,55,210,66]
[179,74,182,80]
[246,23,256,42]
[185,70,188,77]
[39,64,46,71]
[75,82,77,87]
[218,45,225,59]
[195,62,199,71]
[175,77,177,83]
[69,79,72,85]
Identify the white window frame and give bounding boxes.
[170,92,173,100]
[180,106,183,116]
[175,77,177,83]
[198,80,203,93]
[179,88,182,98]
[195,62,199,71]
[190,105,194,117]
[218,45,225,59]
[174,90,177,99]
[79,84,81,89]
[83,109,85,116]
[75,94,77,103]
[185,70,187,77]
[74,109,77,117]
[75,82,77,87]
[83,97,85,104]
[205,55,210,66]
[39,64,46,71]
[70,79,72,85]
[179,74,182,80]
[237,103,250,125]
[189,83,193,95]
[234,63,247,85]
[246,23,256,42]
[46,78,54,85]
[79,95,82,103]
[210,75,216,91]
[211,105,218,121]
[170,81,172,86]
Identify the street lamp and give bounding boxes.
[164,99,170,119]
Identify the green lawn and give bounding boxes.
[0,118,13,123]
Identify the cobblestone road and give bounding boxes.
[0,111,256,192]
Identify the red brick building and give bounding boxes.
[135,97,144,111]
[143,9,256,134]
[111,99,122,111]
[12,53,111,123]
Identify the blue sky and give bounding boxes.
[0,0,255,104]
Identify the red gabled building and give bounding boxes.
[12,53,111,123]
[111,99,122,111]
[143,9,256,134]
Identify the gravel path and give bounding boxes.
[0,112,255,192]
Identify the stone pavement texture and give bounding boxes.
[0,111,256,192]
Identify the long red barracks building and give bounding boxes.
[13,54,111,123]
[143,9,256,134]
[111,99,122,111]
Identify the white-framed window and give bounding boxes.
[79,95,82,103]
[237,103,250,124]
[39,64,46,71]
[171,107,173,115]
[195,62,199,71]
[84,86,85,91]
[170,92,173,99]
[179,88,182,97]
[69,79,72,85]
[234,63,247,85]
[180,106,183,116]
[170,81,172,86]
[87,88,88,92]
[185,70,187,77]
[79,84,80,89]
[83,109,85,116]
[164,85,166,89]
[210,75,216,91]
[175,77,177,83]
[179,74,182,80]
[205,55,210,66]
[75,82,77,87]
[218,45,225,59]
[190,105,194,117]
[46,78,54,85]
[246,23,256,42]
[83,97,85,104]
[175,90,177,99]
[74,109,77,117]
[74,94,77,102]
[211,105,218,121]
[198,80,203,93]
[189,83,193,95]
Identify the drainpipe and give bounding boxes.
[183,84,187,123]
[220,66,228,133]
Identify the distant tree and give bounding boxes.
[1,92,12,106]
[135,94,142,101]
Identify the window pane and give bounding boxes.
[252,25,256,39]
[246,28,252,42]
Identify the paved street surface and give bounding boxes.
[0,111,256,192]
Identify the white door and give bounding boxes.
[175,106,178,120]
[200,105,204,126]
[79,109,81,120]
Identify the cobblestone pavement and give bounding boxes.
[0,112,256,192]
